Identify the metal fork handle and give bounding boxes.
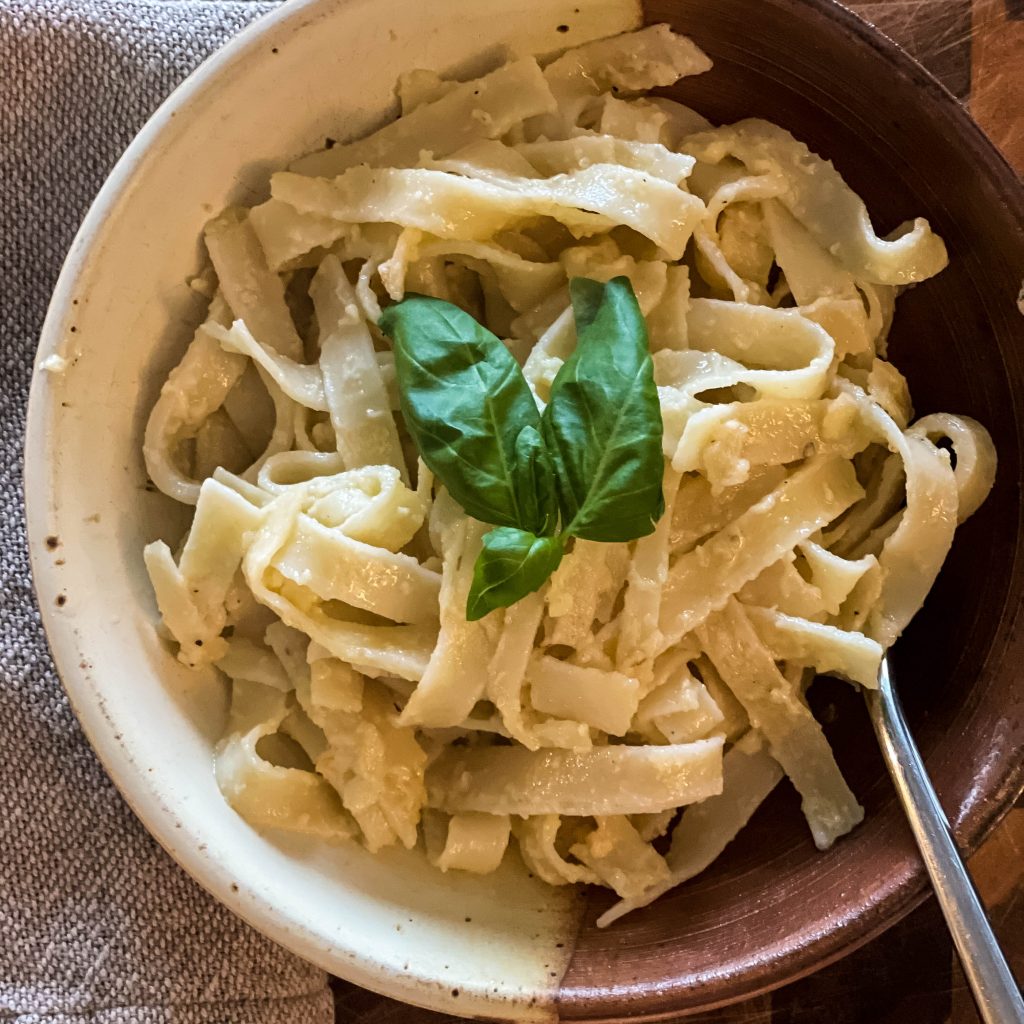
[866,657,1024,1024]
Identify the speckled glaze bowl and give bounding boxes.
[25,0,1024,1018]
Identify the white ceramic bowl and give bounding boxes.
[27,0,1024,1017]
[24,0,643,1017]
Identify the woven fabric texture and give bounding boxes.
[0,2,334,1020]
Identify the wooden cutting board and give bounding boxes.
[852,0,1023,173]
[331,3,1024,1019]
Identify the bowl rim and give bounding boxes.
[24,0,1024,1018]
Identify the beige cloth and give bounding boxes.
[0,2,334,1020]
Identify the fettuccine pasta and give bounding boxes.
[142,23,996,924]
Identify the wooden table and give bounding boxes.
[332,3,1024,1019]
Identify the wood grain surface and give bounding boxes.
[330,2,1024,1020]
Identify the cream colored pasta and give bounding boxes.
[142,25,996,923]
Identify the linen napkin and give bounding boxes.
[0,2,336,1020]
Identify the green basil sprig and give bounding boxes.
[543,277,666,542]
[466,528,566,622]
[380,276,664,621]
[380,296,557,534]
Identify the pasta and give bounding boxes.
[142,24,995,924]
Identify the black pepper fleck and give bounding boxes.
[556,23,569,32]
[55,594,66,607]
[45,536,59,550]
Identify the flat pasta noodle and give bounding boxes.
[545,24,712,95]
[426,737,725,816]
[560,241,669,314]
[685,299,836,399]
[569,816,671,898]
[316,683,428,851]
[211,320,327,411]
[544,537,629,650]
[516,135,695,184]
[291,58,557,177]
[839,381,960,646]
[399,508,498,727]
[311,255,410,480]
[216,723,357,841]
[636,668,726,743]
[486,589,579,750]
[272,162,704,259]
[257,459,426,550]
[248,197,352,272]
[616,467,681,670]
[429,812,512,874]
[907,412,997,523]
[215,684,356,842]
[270,513,441,624]
[205,208,305,361]
[693,175,785,303]
[798,540,877,616]
[381,236,564,309]
[686,119,948,285]
[528,655,640,736]
[143,296,245,505]
[646,263,690,351]
[668,465,786,554]
[144,477,265,665]
[698,599,864,850]
[659,456,865,646]
[513,816,598,885]
[537,24,712,136]
[139,23,995,917]
[669,395,870,488]
[597,731,782,926]
[743,605,883,689]
[424,141,544,187]
[217,637,293,691]
[242,493,437,680]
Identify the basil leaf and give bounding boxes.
[466,528,565,621]
[381,295,553,533]
[542,276,665,542]
[514,424,559,536]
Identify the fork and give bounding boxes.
[866,656,1024,1024]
